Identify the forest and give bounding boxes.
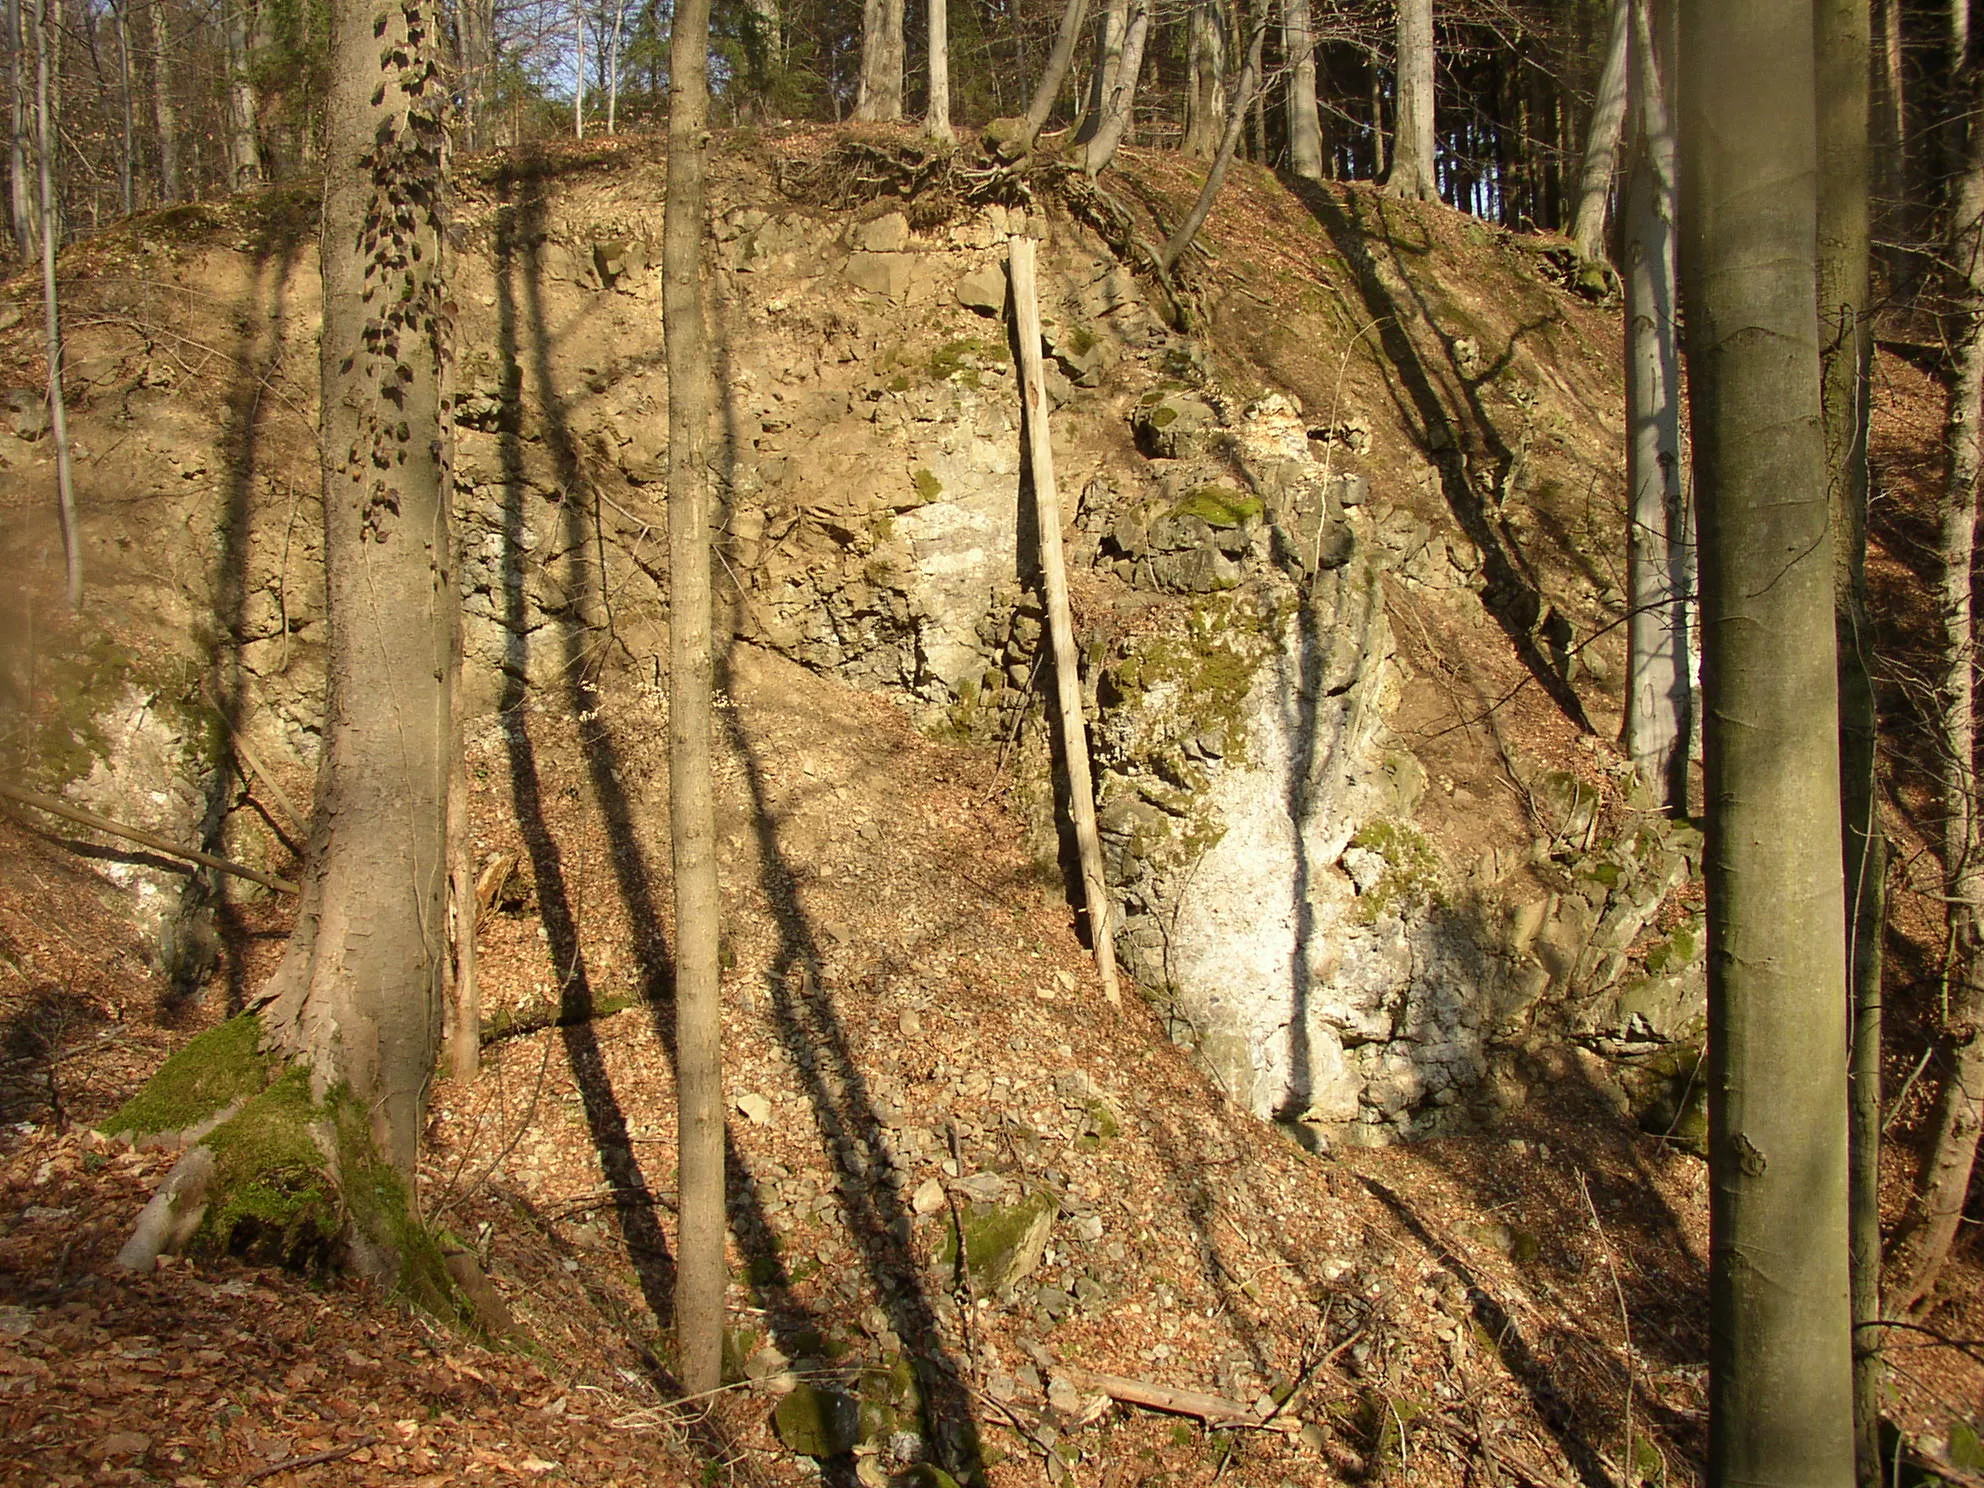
[1,0,1982,1486]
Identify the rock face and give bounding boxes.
[25,165,1706,1141]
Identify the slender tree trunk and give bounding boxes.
[573,0,586,137]
[1020,0,1087,142]
[925,0,951,140]
[1386,0,1437,201]
[1571,0,1630,261]
[1010,230,1120,1007]
[9,0,34,258]
[110,0,132,213]
[457,0,489,150]
[606,0,625,133]
[1079,0,1147,174]
[1074,0,1126,146]
[1369,61,1385,178]
[664,0,725,1396]
[1282,0,1321,179]
[1891,42,1984,1318]
[222,0,260,187]
[1677,2,1856,1483]
[1182,0,1226,159]
[256,0,455,1181]
[444,751,479,1083]
[854,0,903,120]
[1161,15,1264,273]
[32,0,76,607]
[1621,0,1687,812]
[148,0,177,202]
[1811,0,1884,1473]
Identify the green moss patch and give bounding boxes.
[104,1013,274,1139]
[202,1068,336,1265]
[913,467,945,503]
[1172,485,1262,529]
[1349,819,1443,924]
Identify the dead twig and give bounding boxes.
[1056,1366,1298,1432]
[241,1435,379,1484]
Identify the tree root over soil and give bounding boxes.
[99,1012,500,1337]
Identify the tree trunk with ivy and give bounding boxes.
[106,0,465,1306]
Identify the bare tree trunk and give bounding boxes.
[1677,0,1856,1481]
[444,749,479,1082]
[1181,0,1225,159]
[605,0,625,132]
[854,0,903,120]
[1369,60,1385,177]
[1010,230,1120,1007]
[222,0,260,187]
[9,0,34,258]
[1621,0,1687,811]
[32,0,77,607]
[1385,0,1437,201]
[1019,0,1086,142]
[1570,0,1630,261]
[148,0,177,201]
[110,0,132,213]
[925,0,950,140]
[1283,0,1322,179]
[1161,15,1265,273]
[1073,0,1127,146]
[664,0,725,1395]
[1079,0,1147,175]
[573,0,586,137]
[457,0,490,149]
[1891,43,1984,1318]
[256,0,455,1180]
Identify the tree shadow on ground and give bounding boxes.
[717,648,987,1482]
[1285,178,1596,736]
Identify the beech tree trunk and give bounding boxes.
[32,0,77,607]
[1677,1,1857,1482]
[1019,0,1087,143]
[1812,0,1884,1472]
[1182,0,1226,159]
[1891,38,1984,1318]
[573,0,586,137]
[1621,0,1687,811]
[855,0,904,120]
[1160,15,1265,274]
[925,0,951,141]
[1385,0,1437,201]
[1073,0,1126,146]
[1079,0,1147,175]
[1570,0,1630,261]
[222,0,260,187]
[148,0,178,202]
[254,0,455,1180]
[110,0,133,213]
[9,0,34,259]
[1282,0,1322,180]
[664,0,726,1395]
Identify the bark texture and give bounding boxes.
[1678,1,1857,1482]
[1571,0,1630,261]
[222,0,259,187]
[32,0,75,607]
[1385,0,1438,201]
[1079,0,1147,175]
[925,0,951,141]
[855,0,904,121]
[664,0,726,1395]
[1812,0,1885,1473]
[1181,0,1226,160]
[255,0,456,1180]
[1282,0,1323,180]
[1019,0,1088,143]
[148,0,178,202]
[1620,0,1687,811]
[1891,41,1984,1317]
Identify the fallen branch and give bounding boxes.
[1058,1366,1296,1432]
[0,781,298,894]
[241,1434,378,1483]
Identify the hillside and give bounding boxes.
[0,127,1979,1486]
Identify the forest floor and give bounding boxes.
[2,618,1980,1488]
[1,135,1982,1486]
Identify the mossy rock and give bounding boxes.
[935,1189,1055,1294]
[103,1014,274,1141]
[1172,485,1263,529]
[913,467,945,503]
[773,1382,860,1457]
[1347,820,1443,925]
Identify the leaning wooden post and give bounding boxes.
[1009,228,1120,1006]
